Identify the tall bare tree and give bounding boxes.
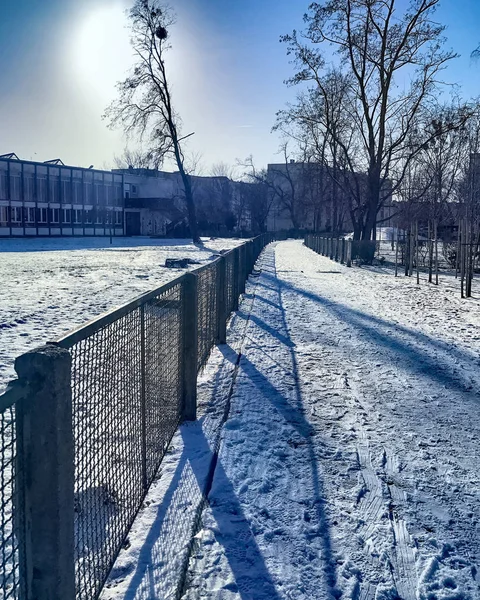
[282,0,461,240]
[105,0,200,242]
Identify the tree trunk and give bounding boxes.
[174,146,199,243]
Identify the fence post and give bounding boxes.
[216,256,227,345]
[15,344,75,600]
[239,244,246,295]
[346,240,352,267]
[182,273,198,420]
[247,240,254,274]
[341,238,345,264]
[233,248,240,311]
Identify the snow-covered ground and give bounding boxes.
[104,239,480,599]
[0,237,242,392]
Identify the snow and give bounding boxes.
[182,240,480,598]
[104,239,480,599]
[0,236,243,392]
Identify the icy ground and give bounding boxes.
[182,240,480,599]
[105,239,480,600]
[0,236,242,392]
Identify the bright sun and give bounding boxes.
[72,3,133,102]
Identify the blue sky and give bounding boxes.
[0,0,479,173]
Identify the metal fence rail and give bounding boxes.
[0,233,271,600]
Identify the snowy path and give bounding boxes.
[182,240,480,599]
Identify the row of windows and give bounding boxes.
[0,173,123,205]
[0,207,123,227]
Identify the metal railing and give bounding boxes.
[304,234,377,266]
[0,234,271,600]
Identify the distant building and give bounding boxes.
[0,154,124,237]
[0,152,255,238]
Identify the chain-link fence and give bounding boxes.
[0,389,21,600]
[196,263,219,371]
[0,233,271,600]
[305,234,378,265]
[56,279,185,600]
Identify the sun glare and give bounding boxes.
[72,3,133,102]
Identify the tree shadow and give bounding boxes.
[259,271,480,396]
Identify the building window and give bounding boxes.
[24,176,35,201]
[95,184,105,205]
[49,179,60,203]
[50,208,60,224]
[11,206,22,223]
[95,210,103,224]
[25,207,35,224]
[0,174,7,200]
[62,180,71,203]
[115,210,123,225]
[10,176,21,201]
[37,178,47,202]
[62,208,71,224]
[73,209,82,225]
[38,208,48,223]
[124,183,130,199]
[0,206,7,226]
[85,209,92,224]
[105,210,112,225]
[73,180,82,203]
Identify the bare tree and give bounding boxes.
[276,71,368,237]
[282,0,462,240]
[237,156,275,233]
[105,0,200,242]
[114,147,162,170]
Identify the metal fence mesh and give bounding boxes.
[225,251,236,315]
[196,263,219,371]
[66,282,185,600]
[143,284,183,485]
[0,402,20,600]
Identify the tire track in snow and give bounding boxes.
[385,454,418,600]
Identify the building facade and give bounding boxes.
[0,154,124,237]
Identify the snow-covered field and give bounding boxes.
[0,237,242,392]
[104,239,480,599]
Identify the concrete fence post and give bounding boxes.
[341,238,346,264]
[247,240,254,274]
[239,244,246,295]
[182,273,198,420]
[216,256,227,345]
[346,240,352,267]
[15,344,75,600]
[233,248,240,311]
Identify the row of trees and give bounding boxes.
[105,0,480,244]
[274,0,478,241]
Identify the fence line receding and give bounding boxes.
[0,234,271,600]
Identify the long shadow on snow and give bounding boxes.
[257,272,479,396]
[118,290,280,600]
[219,247,337,594]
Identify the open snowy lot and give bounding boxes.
[104,240,480,600]
[0,236,242,392]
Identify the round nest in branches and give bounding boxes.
[155,26,168,40]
